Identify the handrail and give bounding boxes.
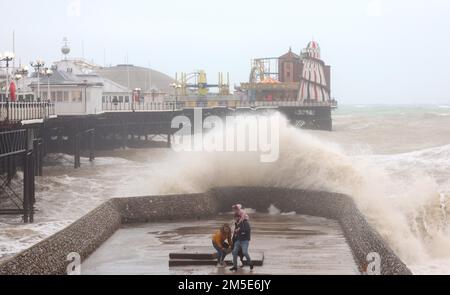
[0,129,27,158]
[0,102,56,123]
[102,100,337,112]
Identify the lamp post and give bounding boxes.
[13,74,21,101]
[43,68,53,102]
[16,65,29,97]
[170,83,182,109]
[1,51,15,101]
[30,59,45,101]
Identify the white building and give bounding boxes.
[27,59,132,115]
[21,39,174,115]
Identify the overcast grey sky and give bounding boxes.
[1,0,449,104]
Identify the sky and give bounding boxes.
[1,0,450,104]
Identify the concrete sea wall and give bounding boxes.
[0,200,122,275]
[0,187,412,275]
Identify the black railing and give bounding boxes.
[0,129,36,223]
[0,129,27,156]
[0,102,55,123]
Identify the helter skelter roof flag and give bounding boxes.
[298,41,331,102]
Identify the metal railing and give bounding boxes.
[0,102,56,123]
[102,100,337,112]
[102,101,181,112]
[0,129,36,223]
[0,129,28,156]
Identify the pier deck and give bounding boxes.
[82,213,359,275]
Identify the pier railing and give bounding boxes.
[0,102,56,124]
[0,129,36,223]
[102,101,181,112]
[102,100,337,112]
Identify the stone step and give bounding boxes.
[170,246,217,260]
[169,246,263,259]
[169,248,264,267]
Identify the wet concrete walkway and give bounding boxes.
[82,213,360,275]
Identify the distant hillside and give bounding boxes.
[96,65,174,93]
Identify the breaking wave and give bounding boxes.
[3,112,449,273]
[152,114,450,272]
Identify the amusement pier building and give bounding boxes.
[240,41,332,103]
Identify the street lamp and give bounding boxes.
[16,65,29,96]
[1,51,16,100]
[14,74,22,101]
[170,83,182,104]
[30,59,45,101]
[43,68,53,102]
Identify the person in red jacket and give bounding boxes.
[9,81,17,102]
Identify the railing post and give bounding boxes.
[29,150,35,223]
[23,150,29,223]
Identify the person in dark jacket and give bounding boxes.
[231,215,245,267]
[230,207,253,271]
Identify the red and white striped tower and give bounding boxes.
[298,41,331,102]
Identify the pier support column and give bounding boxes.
[23,150,35,223]
[167,133,172,148]
[43,126,49,156]
[122,125,128,149]
[57,129,64,153]
[33,139,43,177]
[74,133,81,169]
[89,130,95,162]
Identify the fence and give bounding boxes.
[0,129,36,223]
[102,100,337,112]
[0,102,55,123]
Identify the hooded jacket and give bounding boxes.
[234,219,251,241]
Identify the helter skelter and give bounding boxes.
[239,40,332,103]
[298,41,331,102]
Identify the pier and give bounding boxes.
[0,100,334,223]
